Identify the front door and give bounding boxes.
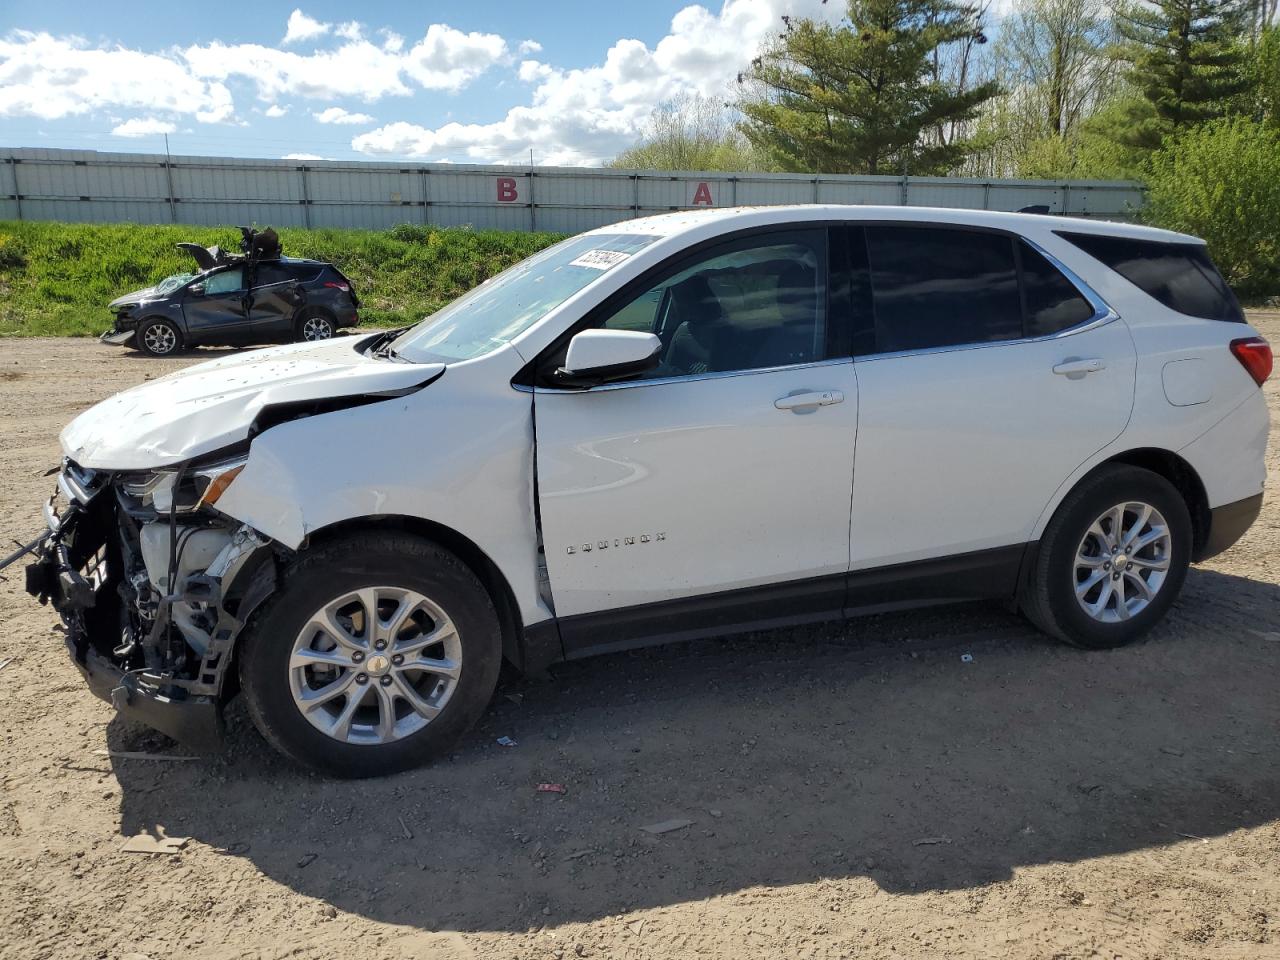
[847,224,1137,577]
[533,228,859,652]
[182,267,249,340]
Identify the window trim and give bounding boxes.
[852,225,1114,362]
[518,223,841,390]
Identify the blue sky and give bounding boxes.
[0,1,846,165]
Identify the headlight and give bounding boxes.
[134,455,249,514]
[194,457,247,509]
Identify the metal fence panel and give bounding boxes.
[0,148,1147,232]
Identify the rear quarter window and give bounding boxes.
[1056,231,1244,323]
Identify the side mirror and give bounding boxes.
[556,330,662,387]
[188,282,205,296]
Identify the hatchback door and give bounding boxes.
[846,223,1137,583]
[533,227,858,652]
[182,267,250,341]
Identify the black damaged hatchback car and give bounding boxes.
[103,227,360,357]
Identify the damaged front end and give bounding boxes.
[24,456,281,749]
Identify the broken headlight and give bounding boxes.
[121,454,249,515]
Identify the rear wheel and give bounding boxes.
[296,310,336,342]
[239,533,502,777]
[137,318,183,357]
[1022,464,1191,649]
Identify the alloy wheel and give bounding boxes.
[143,323,177,354]
[1073,501,1172,623]
[302,316,334,340]
[288,586,463,744]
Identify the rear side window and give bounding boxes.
[253,263,294,286]
[1020,241,1095,337]
[1056,231,1243,323]
[866,226,1022,352]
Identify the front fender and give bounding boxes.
[213,355,548,626]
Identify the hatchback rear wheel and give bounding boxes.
[1022,464,1192,649]
[297,310,336,342]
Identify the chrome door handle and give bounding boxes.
[1053,357,1106,378]
[774,390,844,410]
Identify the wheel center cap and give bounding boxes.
[366,654,391,676]
[1115,552,1128,567]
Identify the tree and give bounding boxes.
[1114,0,1252,149]
[997,0,1117,138]
[736,0,1000,175]
[1145,115,1280,295]
[609,94,765,172]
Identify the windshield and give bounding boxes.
[155,272,195,295]
[391,232,659,363]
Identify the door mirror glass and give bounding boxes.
[557,330,661,387]
[188,282,205,296]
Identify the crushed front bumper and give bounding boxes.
[25,468,274,750]
[100,329,137,347]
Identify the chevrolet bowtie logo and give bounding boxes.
[567,532,665,555]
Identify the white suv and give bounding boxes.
[24,206,1271,776]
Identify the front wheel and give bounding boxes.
[1022,464,1192,649]
[137,317,183,357]
[239,533,503,777]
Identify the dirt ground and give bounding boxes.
[1,318,1278,960]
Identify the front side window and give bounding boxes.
[202,268,244,295]
[866,226,1022,353]
[392,232,658,363]
[593,229,828,379]
[1055,231,1243,323]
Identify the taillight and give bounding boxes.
[324,281,350,292]
[1230,337,1273,387]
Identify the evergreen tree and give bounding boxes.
[737,0,999,175]
[1115,0,1252,148]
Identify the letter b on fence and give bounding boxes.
[497,177,519,202]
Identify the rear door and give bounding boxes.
[246,261,305,340]
[847,223,1137,578]
[533,227,859,649]
[181,267,249,341]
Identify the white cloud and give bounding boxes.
[517,39,543,55]
[264,103,289,117]
[0,31,234,123]
[335,21,363,41]
[111,116,176,137]
[353,0,842,165]
[282,152,327,160]
[314,106,374,125]
[282,9,329,45]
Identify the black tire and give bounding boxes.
[1022,464,1192,649]
[295,309,336,342]
[136,317,183,357]
[238,532,502,777]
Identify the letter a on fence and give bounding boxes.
[691,181,714,206]
[497,177,519,202]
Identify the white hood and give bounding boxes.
[62,338,443,470]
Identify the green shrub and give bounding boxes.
[0,221,564,337]
[1144,117,1280,299]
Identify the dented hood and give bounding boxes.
[62,337,443,470]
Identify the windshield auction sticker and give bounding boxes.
[569,249,633,270]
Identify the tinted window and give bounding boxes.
[253,263,295,286]
[597,230,827,378]
[1056,231,1243,323]
[1020,241,1095,337]
[866,226,1021,352]
[202,268,243,295]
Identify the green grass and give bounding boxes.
[0,221,566,337]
